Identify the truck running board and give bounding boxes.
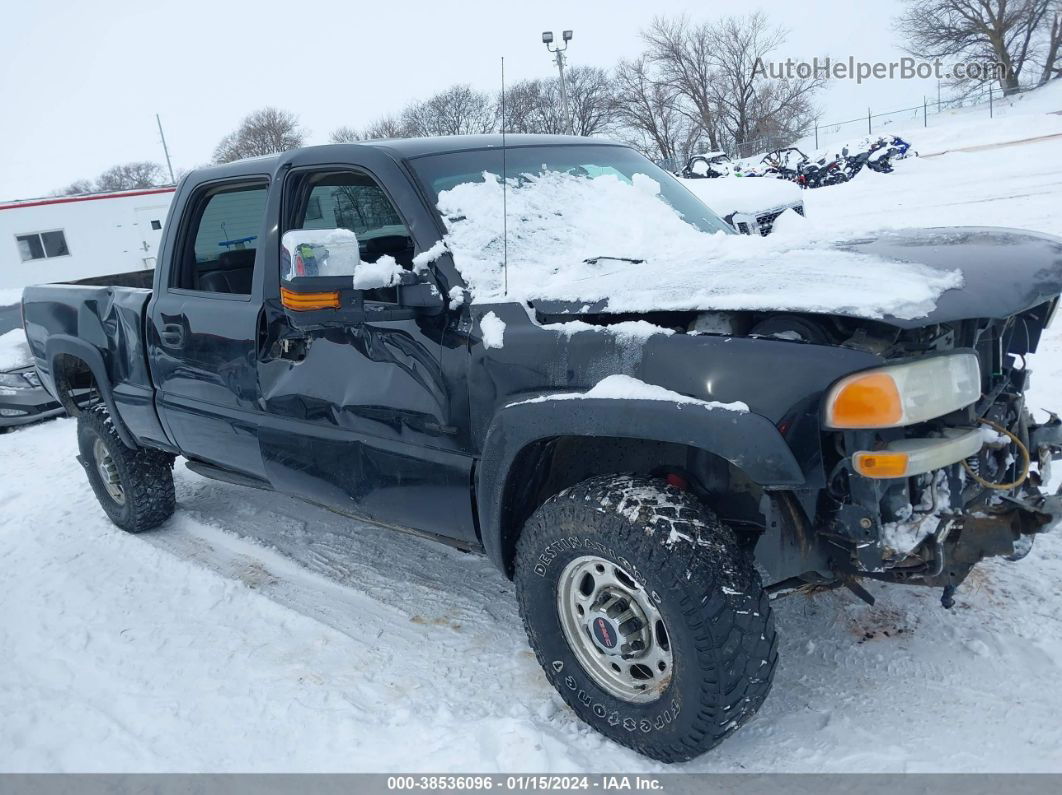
[184,459,272,491]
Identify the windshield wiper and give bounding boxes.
[582,255,645,265]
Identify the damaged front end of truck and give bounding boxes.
[819,316,1062,607]
[800,231,1062,607]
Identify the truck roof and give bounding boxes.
[367,134,620,158]
[189,135,624,182]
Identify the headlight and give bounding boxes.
[824,353,981,429]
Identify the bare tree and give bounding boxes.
[611,57,704,164]
[54,178,96,196]
[640,13,822,156]
[504,78,567,134]
[503,67,615,136]
[1039,4,1062,83]
[53,161,168,196]
[362,115,409,139]
[643,15,721,150]
[564,66,618,136]
[329,126,362,143]
[331,116,412,142]
[708,13,822,151]
[95,161,167,191]
[896,0,1052,94]
[400,84,497,137]
[213,107,305,163]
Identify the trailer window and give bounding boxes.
[16,230,69,262]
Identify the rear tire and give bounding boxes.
[77,404,175,532]
[514,474,777,763]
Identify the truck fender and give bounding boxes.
[44,335,137,448]
[476,396,806,574]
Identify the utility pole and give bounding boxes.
[542,30,575,135]
[156,113,175,185]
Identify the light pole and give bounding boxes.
[542,30,575,135]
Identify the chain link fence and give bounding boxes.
[809,84,1038,152]
[657,84,1040,171]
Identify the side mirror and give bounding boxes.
[398,281,444,311]
[283,227,400,288]
[279,229,365,328]
[279,229,442,328]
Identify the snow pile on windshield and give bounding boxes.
[436,171,962,319]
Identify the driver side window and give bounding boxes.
[292,171,413,303]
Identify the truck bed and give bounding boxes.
[21,279,165,448]
[63,269,155,289]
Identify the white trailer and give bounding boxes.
[0,187,176,290]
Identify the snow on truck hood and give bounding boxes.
[436,171,1062,324]
[437,170,961,321]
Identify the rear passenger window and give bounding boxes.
[176,182,268,294]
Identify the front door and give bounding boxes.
[148,178,270,479]
[256,165,476,542]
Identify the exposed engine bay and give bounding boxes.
[535,299,1062,607]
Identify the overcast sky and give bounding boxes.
[0,0,939,200]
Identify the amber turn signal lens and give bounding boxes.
[281,286,340,311]
[852,451,910,478]
[826,372,903,429]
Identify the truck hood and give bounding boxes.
[834,227,1062,328]
[530,227,1062,329]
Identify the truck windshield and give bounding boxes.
[409,144,733,236]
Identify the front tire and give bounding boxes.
[77,404,175,532]
[514,475,777,763]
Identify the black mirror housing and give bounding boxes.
[399,281,445,313]
[280,274,365,330]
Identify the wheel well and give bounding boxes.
[496,436,765,576]
[52,353,97,416]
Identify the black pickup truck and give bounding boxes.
[21,134,1062,762]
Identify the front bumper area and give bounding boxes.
[824,413,1062,603]
[853,427,984,479]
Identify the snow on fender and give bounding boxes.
[480,312,506,349]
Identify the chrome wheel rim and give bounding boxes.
[93,437,125,505]
[556,555,673,703]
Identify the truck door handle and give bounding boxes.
[159,324,184,348]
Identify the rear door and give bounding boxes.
[148,178,270,478]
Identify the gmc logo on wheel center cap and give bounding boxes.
[593,617,616,648]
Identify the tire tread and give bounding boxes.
[514,474,777,763]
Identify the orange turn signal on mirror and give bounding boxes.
[281,286,340,311]
[825,372,903,429]
[852,451,910,479]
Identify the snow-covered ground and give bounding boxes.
[3,87,1062,773]
[794,78,1062,157]
[0,328,32,370]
